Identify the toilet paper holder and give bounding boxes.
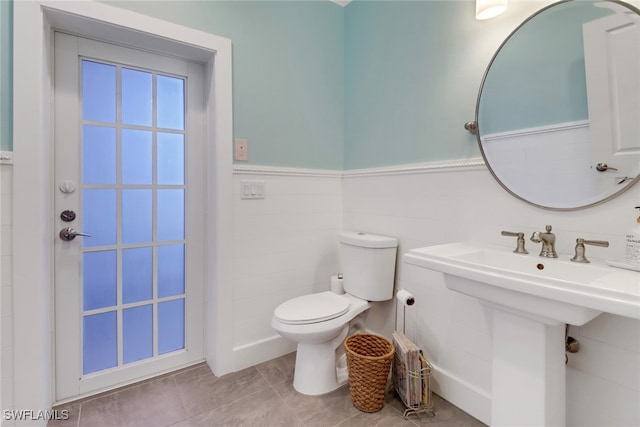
[397,289,415,307]
[396,289,415,334]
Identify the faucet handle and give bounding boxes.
[570,238,609,263]
[583,239,609,247]
[501,231,529,254]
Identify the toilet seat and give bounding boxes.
[274,291,350,325]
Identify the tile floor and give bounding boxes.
[49,352,487,427]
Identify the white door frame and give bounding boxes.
[13,0,234,412]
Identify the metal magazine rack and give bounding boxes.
[391,331,436,419]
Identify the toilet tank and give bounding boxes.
[339,231,398,301]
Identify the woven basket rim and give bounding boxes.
[344,333,394,361]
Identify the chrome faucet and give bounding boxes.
[530,225,558,258]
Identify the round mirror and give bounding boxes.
[476,0,640,210]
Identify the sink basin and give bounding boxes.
[404,242,640,325]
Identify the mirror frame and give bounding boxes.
[475,0,640,211]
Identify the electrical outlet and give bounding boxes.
[234,138,248,161]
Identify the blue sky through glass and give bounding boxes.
[82,60,116,123]
[122,68,152,126]
[157,75,184,130]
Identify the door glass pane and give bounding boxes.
[122,129,152,185]
[83,311,117,374]
[123,305,153,364]
[158,244,184,298]
[158,299,184,354]
[123,247,152,304]
[122,189,152,244]
[122,68,152,127]
[82,60,116,123]
[157,133,184,185]
[157,75,184,130]
[76,56,191,380]
[83,250,117,311]
[83,125,116,185]
[83,189,116,247]
[157,190,184,241]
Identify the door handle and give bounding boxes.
[59,227,91,241]
[595,162,618,172]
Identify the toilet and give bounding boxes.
[271,231,398,395]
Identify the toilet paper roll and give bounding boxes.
[396,289,415,306]
[331,275,344,294]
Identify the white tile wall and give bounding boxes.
[343,164,640,426]
[1,163,13,422]
[231,170,343,368]
[1,159,638,426]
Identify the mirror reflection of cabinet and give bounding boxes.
[476,0,640,210]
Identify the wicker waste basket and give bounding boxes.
[344,333,395,413]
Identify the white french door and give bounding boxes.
[53,32,205,401]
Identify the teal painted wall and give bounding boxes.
[2,0,591,169]
[106,1,345,170]
[0,0,12,152]
[344,0,487,169]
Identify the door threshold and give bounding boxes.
[52,360,207,407]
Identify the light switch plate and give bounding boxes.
[0,151,13,165]
[240,180,265,199]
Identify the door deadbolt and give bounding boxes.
[60,210,76,222]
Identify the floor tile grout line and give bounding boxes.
[386,386,423,426]
[179,379,279,425]
[171,366,280,425]
[170,363,229,423]
[170,374,190,426]
[256,366,308,427]
[256,361,358,427]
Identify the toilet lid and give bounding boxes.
[274,291,350,325]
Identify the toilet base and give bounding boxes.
[292,327,349,395]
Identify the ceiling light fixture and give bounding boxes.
[476,0,507,20]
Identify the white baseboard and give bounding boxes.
[430,363,492,425]
[232,335,297,372]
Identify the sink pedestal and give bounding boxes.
[491,308,565,426]
[404,242,639,426]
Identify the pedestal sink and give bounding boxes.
[404,242,640,427]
